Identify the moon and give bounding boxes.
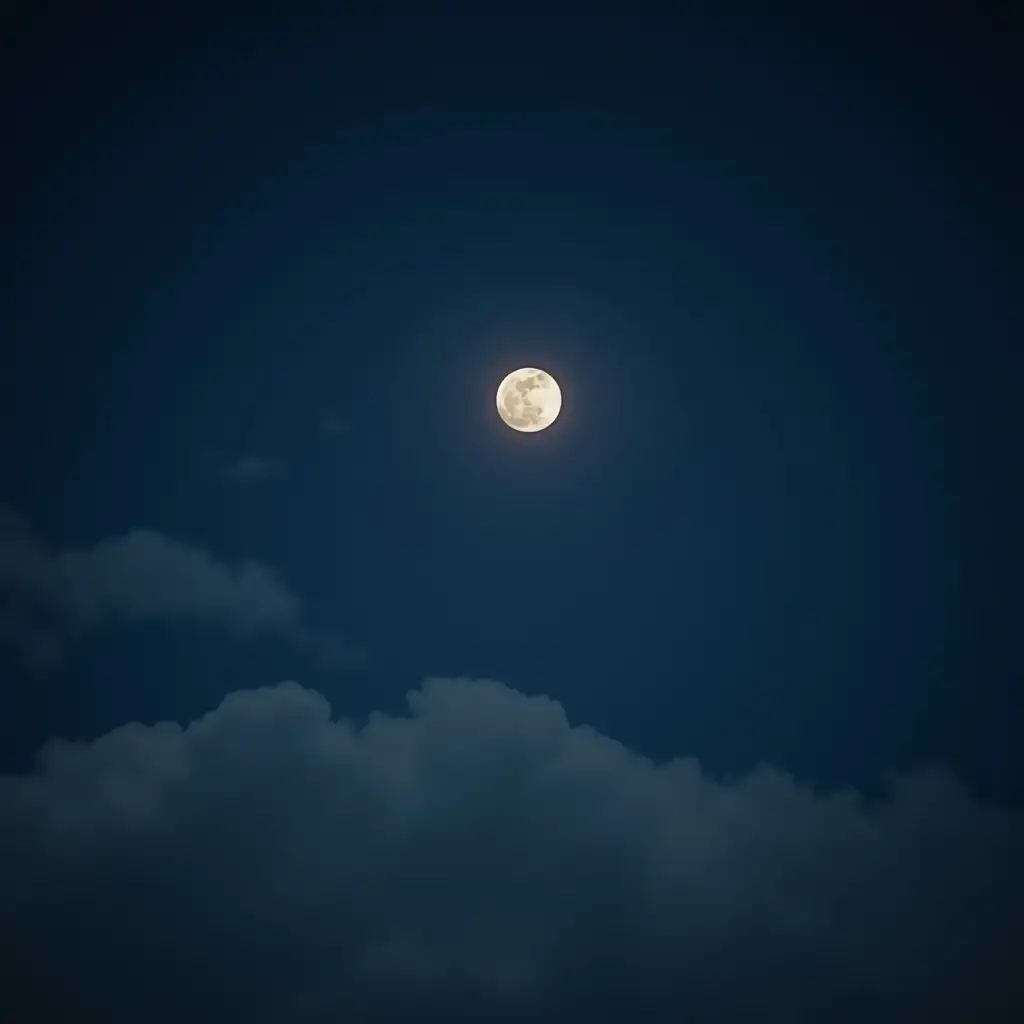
[496,367,562,432]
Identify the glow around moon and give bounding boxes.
[496,368,562,432]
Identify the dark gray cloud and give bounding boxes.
[1,676,1020,1022]
[0,508,358,668]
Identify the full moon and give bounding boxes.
[496,367,563,432]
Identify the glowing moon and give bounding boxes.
[496,367,562,432]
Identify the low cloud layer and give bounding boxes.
[2,677,1021,1022]
[0,508,356,668]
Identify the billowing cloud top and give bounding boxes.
[2,677,1021,1022]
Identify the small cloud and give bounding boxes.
[0,608,63,672]
[0,508,362,670]
[293,626,369,671]
[321,415,348,437]
[222,456,274,485]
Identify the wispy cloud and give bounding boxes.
[222,456,274,485]
[0,506,362,670]
[321,415,348,437]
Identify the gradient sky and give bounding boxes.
[2,7,1021,1022]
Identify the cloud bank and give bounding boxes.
[2,676,1021,1022]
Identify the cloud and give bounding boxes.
[321,415,348,437]
[0,608,63,671]
[291,624,370,671]
[0,511,299,638]
[222,456,274,484]
[1,677,1020,1022]
[0,509,358,669]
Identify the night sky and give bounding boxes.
[2,6,1021,1021]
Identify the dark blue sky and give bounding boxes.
[2,7,1021,1021]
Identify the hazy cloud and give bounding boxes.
[291,624,369,671]
[321,415,348,437]
[0,509,358,669]
[0,608,63,672]
[2,676,1020,1022]
[222,456,275,484]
